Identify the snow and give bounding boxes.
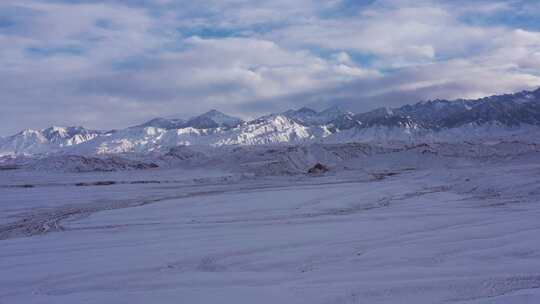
[1,144,540,303]
[0,127,103,156]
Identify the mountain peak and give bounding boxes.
[19,128,41,136]
[297,107,318,114]
[45,126,66,131]
[283,105,352,126]
[185,110,243,129]
[203,109,224,115]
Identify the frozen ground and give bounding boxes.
[1,149,540,303]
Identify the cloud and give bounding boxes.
[0,0,539,135]
[78,36,380,117]
[268,2,510,67]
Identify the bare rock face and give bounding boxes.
[308,163,329,174]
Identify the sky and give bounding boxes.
[1,0,540,135]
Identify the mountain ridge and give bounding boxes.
[2,88,540,156]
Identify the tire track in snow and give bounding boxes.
[0,175,385,240]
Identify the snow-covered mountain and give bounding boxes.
[281,106,353,126]
[2,88,540,156]
[67,115,327,155]
[356,88,540,130]
[132,110,243,130]
[0,126,105,156]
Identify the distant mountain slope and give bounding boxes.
[133,110,244,130]
[1,88,540,156]
[354,88,540,129]
[183,110,244,129]
[134,118,186,130]
[281,106,353,126]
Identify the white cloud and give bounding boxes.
[268,3,509,67]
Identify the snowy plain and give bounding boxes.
[1,146,540,303]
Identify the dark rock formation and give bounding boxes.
[308,163,329,174]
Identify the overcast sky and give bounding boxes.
[1,0,540,135]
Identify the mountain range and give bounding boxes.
[2,88,540,156]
